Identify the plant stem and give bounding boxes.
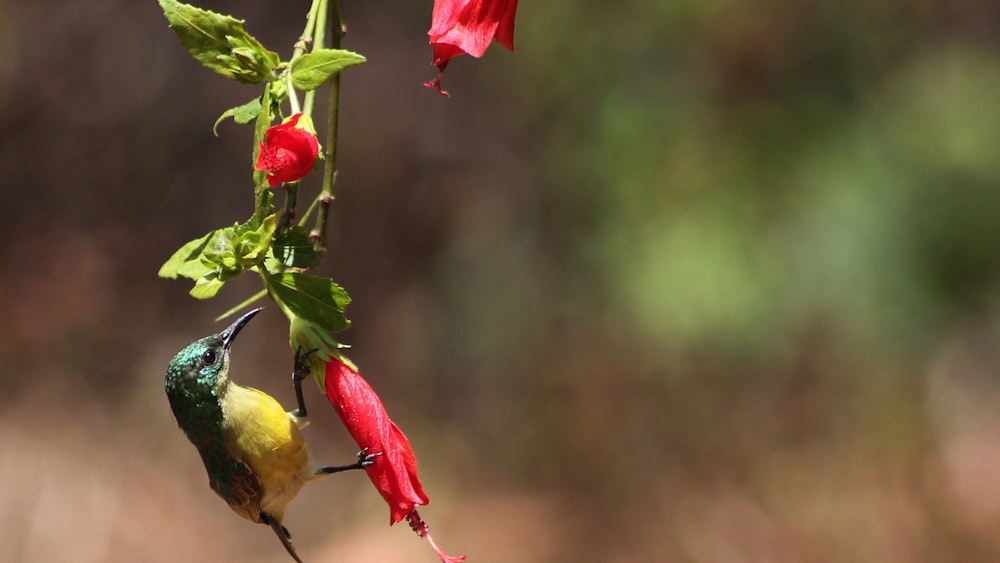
[311,0,344,253]
[286,73,302,115]
[299,193,320,228]
[277,181,299,234]
[298,0,322,116]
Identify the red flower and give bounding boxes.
[324,358,465,562]
[324,357,429,524]
[425,0,518,95]
[253,113,318,187]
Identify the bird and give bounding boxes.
[164,307,377,562]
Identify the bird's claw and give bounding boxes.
[357,446,384,468]
[293,347,319,382]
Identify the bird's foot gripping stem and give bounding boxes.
[317,447,383,475]
[290,347,319,419]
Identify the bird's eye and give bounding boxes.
[202,349,217,365]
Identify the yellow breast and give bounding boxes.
[221,382,314,519]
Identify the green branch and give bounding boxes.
[311,0,344,253]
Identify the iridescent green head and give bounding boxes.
[165,308,261,414]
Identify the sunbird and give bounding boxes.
[164,308,378,562]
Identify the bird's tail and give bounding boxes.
[261,512,303,563]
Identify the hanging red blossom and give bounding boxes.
[324,357,428,523]
[253,113,319,187]
[324,358,466,562]
[425,0,518,96]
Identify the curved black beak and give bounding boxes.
[221,308,262,350]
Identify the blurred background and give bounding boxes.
[3,0,1000,561]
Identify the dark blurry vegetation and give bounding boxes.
[3,0,1000,561]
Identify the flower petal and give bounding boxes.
[428,0,517,62]
[425,0,518,94]
[494,0,517,51]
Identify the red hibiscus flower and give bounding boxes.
[324,357,466,562]
[425,0,518,95]
[324,357,428,523]
[253,113,319,187]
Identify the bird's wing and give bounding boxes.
[210,457,266,523]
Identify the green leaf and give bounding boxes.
[190,272,225,299]
[268,272,351,332]
[158,229,220,280]
[160,165,280,301]
[158,0,279,84]
[290,49,366,91]
[160,212,275,299]
[273,226,319,269]
[248,187,275,231]
[267,79,288,110]
[215,289,267,321]
[231,212,277,265]
[213,97,262,135]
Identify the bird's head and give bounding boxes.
[165,308,261,395]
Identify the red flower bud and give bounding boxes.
[253,113,319,187]
[425,0,518,95]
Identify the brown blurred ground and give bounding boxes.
[5,0,1000,561]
